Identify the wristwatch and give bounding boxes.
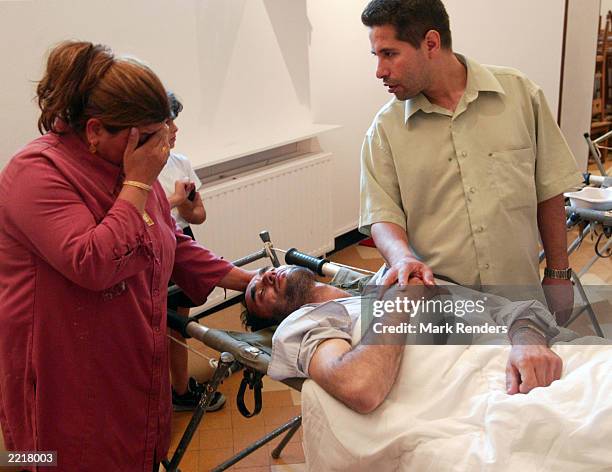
[543,267,572,280]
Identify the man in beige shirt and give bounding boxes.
[359,0,581,323]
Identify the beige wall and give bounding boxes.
[561,0,601,170]
[0,0,592,236]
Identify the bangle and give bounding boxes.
[123,180,152,192]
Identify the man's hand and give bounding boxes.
[506,334,562,394]
[542,277,574,326]
[370,222,436,287]
[381,256,435,287]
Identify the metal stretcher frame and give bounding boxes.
[162,231,368,472]
[537,138,611,337]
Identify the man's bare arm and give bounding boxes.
[308,338,404,414]
[537,194,573,324]
[306,285,433,413]
[537,194,570,270]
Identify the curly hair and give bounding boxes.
[239,294,278,332]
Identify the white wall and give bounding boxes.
[0,0,589,239]
[446,0,565,114]
[0,0,197,168]
[561,0,600,170]
[0,0,314,169]
[308,0,567,236]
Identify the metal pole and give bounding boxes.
[210,416,302,471]
[571,272,605,337]
[271,416,302,458]
[585,132,608,175]
[164,352,235,472]
[577,237,612,278]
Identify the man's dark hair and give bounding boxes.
[361,0,452,50]
[239,294,278,332]
[167,91,183,120]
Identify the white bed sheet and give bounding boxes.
[301,344,612,471]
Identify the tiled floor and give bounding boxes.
[170,302,306,472]
[171,227,610,471]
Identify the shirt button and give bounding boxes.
[476,226,485,233]
[488,152,494,157]
[154,326,160,333]
[483,263,490,269]
[470,187,476,194]
[461,151,467,157]
[448,157,453,162]
[153,289,159,296]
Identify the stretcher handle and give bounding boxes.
[167,309,197,338]
[285,248,329,276]
[583,173,611,187]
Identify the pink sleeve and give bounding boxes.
[4,158,153,291]
[149,183,233,305]
[170,230,233,306]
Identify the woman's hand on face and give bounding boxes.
[123,125,170,185]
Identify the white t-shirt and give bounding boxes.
[158,152,202,229]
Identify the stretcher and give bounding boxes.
[537,143,611,337]
[162,231,371,472]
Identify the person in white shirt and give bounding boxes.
[159,92,225,411]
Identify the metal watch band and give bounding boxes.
[544,267,572,280]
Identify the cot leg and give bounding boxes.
[271,416,302,459]
[163,352,235,472]
[210,416,302,471]
[569,273,605,337]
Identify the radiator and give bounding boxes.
[190,152,334,310]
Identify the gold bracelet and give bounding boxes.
[123,180,152,192]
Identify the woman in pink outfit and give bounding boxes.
[0,41,252,471]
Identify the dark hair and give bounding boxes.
[167,91,183,120]
[239,295,278,332]
[361,0,452,50]
[36,40,170,134]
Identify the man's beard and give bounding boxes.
[276,267,316,318]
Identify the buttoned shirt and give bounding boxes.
[0,130,232,471]
[360,55,581,287]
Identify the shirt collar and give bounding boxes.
[404,53,506,123]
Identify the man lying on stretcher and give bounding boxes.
[242,265,607,414]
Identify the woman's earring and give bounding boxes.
[89,142,97,154]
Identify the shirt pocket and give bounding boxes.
[490,147,537,210]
